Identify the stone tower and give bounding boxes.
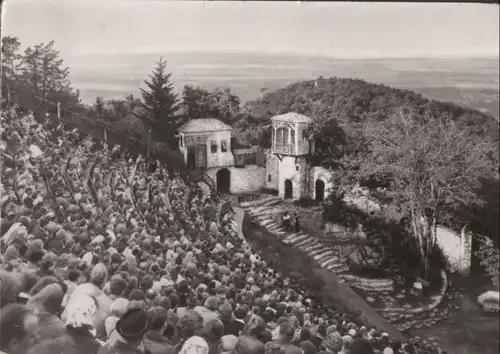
[270,112,315,200]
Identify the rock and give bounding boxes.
[366,296,375,303]
[477,291,500,312]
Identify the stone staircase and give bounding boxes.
[240,196,449,332]
[241,196,357,276]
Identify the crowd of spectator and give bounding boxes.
[0,106,445,354]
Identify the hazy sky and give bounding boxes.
[2,0,499,59]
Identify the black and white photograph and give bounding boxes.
[0,1,499,354]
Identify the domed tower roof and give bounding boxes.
[270,112,313,124]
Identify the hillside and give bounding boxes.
[234,77,499,242]
[235,76,499,146]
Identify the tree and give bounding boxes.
[180,85,213,118]
[91,96,105,120]
[303,115,348,169]
[124,93,141,113]
[137,57,179,146]
[180,85,240,124]
[1,36,22,104]
[211,87,240,123]
[475,236,500,288]
[357,107,498,278]
[16,41,79,118]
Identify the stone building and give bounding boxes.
[267,112,332,201]
[177,118,266,194]
[178,113,332,200]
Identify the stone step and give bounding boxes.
[253,206,283,216]
[303,243,324,252]
[254,216,269,223]
[313,250,336,261]
[327,264,349,273]
[295,236,316,245]
[316,252,339,264]
[261,218,276,227]
[295,238,317,248]
[265,223,280,230]
[250,208,272,217]
[268,225,283,233]
[260,199,282,208]
[309,246,331,256]
[258,198,282,207]
[301,244,322,253]
[286,233,309,244]
[240,196,278,207]
[320,256,341,268]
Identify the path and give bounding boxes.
[238,203,406,342]
[240,196,448,332]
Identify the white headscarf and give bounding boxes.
[178,336,209,354]
[65,294,98,330]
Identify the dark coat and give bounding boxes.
[26,327,101,354]
[142,330,175,354]
[98,340,144,354]
[222,318,245,337]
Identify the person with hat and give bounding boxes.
[99,308,149,354]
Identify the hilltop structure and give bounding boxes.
[177,113,332,200]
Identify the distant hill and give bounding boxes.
[235,76,499,244]
[235,76,499,145]
[69,53,498,118]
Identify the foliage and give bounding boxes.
[350,108,497,277]
[89,94,143,123]
[232,113,272,147]
[180,85,240,125]
[1,36,22,103]
[475,237,500,288]
[240,77,498,149]
[136,57,180,147]
[2,37,83,120]
[304,116,350,168]
[241,76,499,275]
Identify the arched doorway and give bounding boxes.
[315,179,325,201]
[284,179,293,199]
[216,168,231,194]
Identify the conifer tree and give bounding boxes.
[137,57,179,146]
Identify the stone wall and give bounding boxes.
[179,130,234,168]
[277,156,308,200]
[206,165,266,194]
[265,152,279,190]
[206,130,234,168]
[435,225,472,276]
[309,166,333,200]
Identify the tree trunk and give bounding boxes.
[411,205,431,279]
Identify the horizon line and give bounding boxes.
[65,48,499,61]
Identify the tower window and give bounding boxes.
[302,130,308,142]
[296,165,299,171]
[210,141,218,153]
[221,140,228,152]
[268,174,272,182]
